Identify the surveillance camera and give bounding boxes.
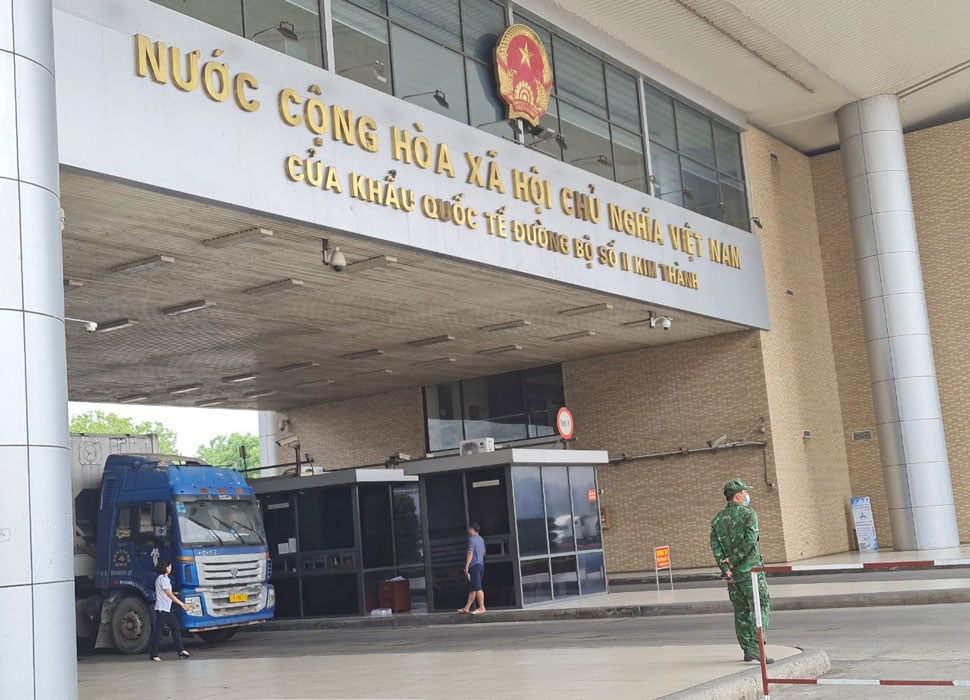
[277,435,300,448]
[329,248,347,272]
[661,317,672,331]
[85,321,98,333]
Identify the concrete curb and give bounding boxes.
[660,649,831,700]
[252,587,970,633]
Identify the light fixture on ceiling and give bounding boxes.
[321,238,347,272]
[559,303,613,317]
[252,21,299,42]
[243,278,304,295]
[480,319,531,332]
[549,330,596,342]
[569,154,611,167]
[341,348,385,360]
[478,344,523,355]
[244,389,278,399]
[64,278,84,292]
[353,368,394,377]
[162,300,214,316]
[413,356,457,366]
[345,254,397,273]
[167,384,203,395]
[623,318,652,329]
[298,378,335,388]
[278,361,320,373]
[118,394,150,404]
[222,373,258,383]
[409,334,456,347]
[338,61,387,83]
[401,89,449,108]
[96,318,139,332]
[195,397,229,407]
[202,227,274,248]
[110,255,175,274]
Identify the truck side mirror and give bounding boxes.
[152,501,167,527]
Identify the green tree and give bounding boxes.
[70,410,178,453]
[197,433,260,473]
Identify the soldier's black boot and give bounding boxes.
[743,652,774,663]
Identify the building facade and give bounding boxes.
[5,0,970,695]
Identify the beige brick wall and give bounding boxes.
[812,116,970,546]
[278,388,426,470]
[746,128,853,560]
[563,332,787,572]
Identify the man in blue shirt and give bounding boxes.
[458,522,486,614]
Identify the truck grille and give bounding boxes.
[202,584,265,617]
[197,555,265,587]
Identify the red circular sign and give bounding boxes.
[557,407,575,440]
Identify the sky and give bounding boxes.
[69,401,259,455]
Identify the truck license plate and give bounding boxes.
[228,593,248,603]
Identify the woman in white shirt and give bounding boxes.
[149,560,191,662]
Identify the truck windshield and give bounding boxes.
[176,498,266,548]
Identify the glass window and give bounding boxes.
[260,494,295,553]
[551,555,579,598]
[114,507,133,541]
[682,158,720,217]
[297,487,354,551]
[424,381,463,453]
[675,102,715,167]
[466,468,510,536]
[528,96,564,161]
[523,365,564,412]
[605,65,640,132]
[461,0,506,63]
[569,466,602,551]
[561,102,613,180]
[359,485,393,568]
[391,26,468,123]
[347,0,386,14]
[714,122,743,179]
[151,0,244,35]
[521,559,552,605]
[467,59,513,139]
[578,551,606,595]
[542,467,574,553]
[552,37,606,119]
[426,473,466,540]
[720,176,748,230]
[650,144,684,206]
[176,498,264,548]
[612,126,647,193]
[643,83,676,150]
[392,484,423,565]
[513,467,548,557]
[332,0,392,94]
[244,0,323,67]
[387,0,462,50]
[463,371,526,442]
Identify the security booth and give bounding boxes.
[251,469,425,618]
[404,449,609,611]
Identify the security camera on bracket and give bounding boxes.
[321,238,347,272]
[647,310,672,331]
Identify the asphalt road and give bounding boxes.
[79,603,970,698]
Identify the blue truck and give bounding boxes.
[73,440,274,654]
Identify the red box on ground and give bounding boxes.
[378,580,411,612]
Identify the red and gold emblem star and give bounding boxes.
[494,24,553,126]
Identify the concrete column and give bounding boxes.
[0,1,77,698]
[836,95,959,550]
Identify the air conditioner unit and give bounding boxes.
[460,438,495,455]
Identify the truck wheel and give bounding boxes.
[110,596,152,655]
[197,628,237,644]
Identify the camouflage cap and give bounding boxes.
[723,479,753,499]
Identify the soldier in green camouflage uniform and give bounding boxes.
[710,479,773,663]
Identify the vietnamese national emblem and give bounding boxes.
[494,24,554,126]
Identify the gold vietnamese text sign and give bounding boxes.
[133,34,750,294]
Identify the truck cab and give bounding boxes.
[77,453,274,654]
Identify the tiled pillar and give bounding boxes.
[0,0,77,696]
[836,95,959,550]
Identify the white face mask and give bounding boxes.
[742,493,751,507]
